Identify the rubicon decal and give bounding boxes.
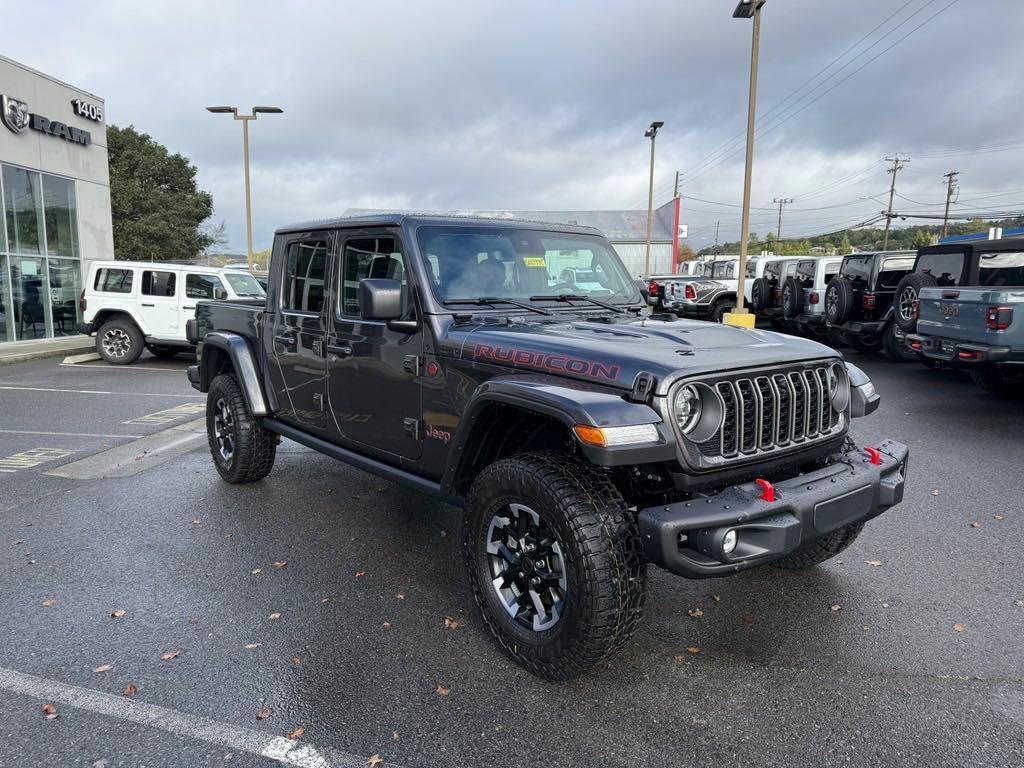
[472,344,621,382]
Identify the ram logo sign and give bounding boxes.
[1,95,30,134]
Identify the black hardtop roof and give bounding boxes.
[276,213,604,237]
[919,237,1024,255]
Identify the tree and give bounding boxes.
[911,228,935,249]
[675,242,697,265]
[199,219,230,255]
[838,233,852,254]
[108,125,214,261]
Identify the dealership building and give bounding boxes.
[0,55,113,347]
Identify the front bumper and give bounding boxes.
[637,439,908,578]
[906,334,1013,364]
[186,364,201,390]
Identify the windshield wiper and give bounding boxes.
[442,297,553,316]
[528,294,628,314]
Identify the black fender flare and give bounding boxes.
[199,332,269,416]
[441,373,676,494]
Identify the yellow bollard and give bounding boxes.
[722,312,756,328]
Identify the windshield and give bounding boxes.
[417,226,641,305]
[224,273,266,297]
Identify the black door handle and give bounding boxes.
[274,333,297,352]
[140,302,155,307]
[327,343,352,358]
[183,305,196,310]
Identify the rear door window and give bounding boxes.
[877,257,914,288]
[94,268,133,293]
[141,270,176,297]
[282,240,328,313]
[185,273,222,300]
[839,257,872,289]
[977,251,1024,287]
[823,261,841,285]
[916,251,964,286]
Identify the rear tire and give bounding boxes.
[711,298,736,323]
[771,523,864,570]
[96,318,144,365]
[881,322,918,363]
[750,277,770,312]
[464,452,645,680]
[206,373,277,483]
[824,277,854,325]
[893,272,938,332]
[781,277,804,319]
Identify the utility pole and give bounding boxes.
[882,154,908,250]
[942,170,960,238]
[673,170,681,198]
[773,197,793,242]
[643,121,664,277]
[714,220,721,253]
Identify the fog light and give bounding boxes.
[722,529,738,554]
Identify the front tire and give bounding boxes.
[96,318,144,365]
[206,373,277,483]
[771,523,864,570]
[464,452,645,680]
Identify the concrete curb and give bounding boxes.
[61,352,102,365]
[0,338,94,366]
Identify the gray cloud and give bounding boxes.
[5,0,1021,251]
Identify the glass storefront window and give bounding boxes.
[3,166,44,255]
[48,258,81,337]
[9,256,49,340]
[43,175,79,258]
[0,256,13,343]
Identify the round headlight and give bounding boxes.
[674,384,702,433]
[828,363,850,412]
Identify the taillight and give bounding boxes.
[986,306,1013,331]
[808,291,819,305]
[912,299,920,320]
[773,287,782,301]
[685,284,696,300]
[648,280,659,295]
[79,290,86,313]
[861,292,876,311]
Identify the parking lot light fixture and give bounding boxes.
[725,0,766,329]
[206,105,284,271]
[644,121,665,278]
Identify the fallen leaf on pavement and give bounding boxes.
[687,608,704,618]
[250,568,262,576]
[368,755,384,768]
[13,539,24,545]
[711,595,721,603]
[256,707,273,721]
[994,515,1005,521]
[273,560,288,569]
[161,650,180,660]
[970,522,981,529]
[291,656,302,664]
[931,489,940,496]
[953,623,967,632]
[41,598,56,608]
[436,684,451,696]
[1015,600,1024,608]
[395,593,405,600]
[244,643,261,649]
[320,597,330,603]
[686,646,701,655]
[382,621,392,629]
[189,616,199,624]
[862,625,871,631]
[286,727,305,740]
[741,616,754,625]
[93,759,108,767]
[864,560,883,567]
[191,518,201,525]
[111,609,127,618]
[122,683,138,697]
[269,612,282,621]
[444,616,460,630]
[392,731,400,741]
[439,529,448,538]
[355,570,366,578]
[42,703,58,719]
[830,604,842,612]
[93,663,112,673]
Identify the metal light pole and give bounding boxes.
[206,105,283,271]
[729,0,765,327]
[643,121,664,277]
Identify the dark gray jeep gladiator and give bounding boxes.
[186,214,908,679]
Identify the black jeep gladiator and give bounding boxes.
[187,214,908,679]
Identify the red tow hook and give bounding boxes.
[755,478,775,502]
[864,446,883,466]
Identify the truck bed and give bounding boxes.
[917,286,1023,344]
[194,298,265,344]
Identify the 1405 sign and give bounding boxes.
[71,98,103,123]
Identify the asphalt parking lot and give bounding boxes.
[0,348,1022,768]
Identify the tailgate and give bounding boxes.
[916,287,1016,342]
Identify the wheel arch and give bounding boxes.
[93,310,143,335]
[199,332,268,415]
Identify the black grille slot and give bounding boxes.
[736,379,758,453]
[716,382,738,457]
[773,374,792,445]
[755,376,775,448]
[803,370,820,437]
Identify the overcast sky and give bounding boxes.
[5,0,1022,251]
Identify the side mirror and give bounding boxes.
[214,287,228,300]
[359,278,403,321]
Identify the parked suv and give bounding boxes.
[661,258,739,321]
[779,257,844,340]
[750,258,800,326]
[824,251,916,359]
[187,214,907,679]
[79,261,266,364]
[907,247,1024,394]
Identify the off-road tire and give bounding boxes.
[146,343,181,359]
[464,452,646,680]
[893,271,938,332]
[824,277,854,325]
[826,326,848,348]
[771,523,864,570]
[781,277,804,319]
[206,373,276,483]
[969,366,1019,397]
[750,277,771,312]
[96,317,144,365]
[711,297,736,323]
[881,322,918,363]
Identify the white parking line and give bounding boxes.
[0,429,144,439]
[59,362,189,373]
[0,665,375,768]
[0,385,203,398]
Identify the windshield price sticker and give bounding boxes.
[523,257,547,268]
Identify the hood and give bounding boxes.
[438,312,839,394]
